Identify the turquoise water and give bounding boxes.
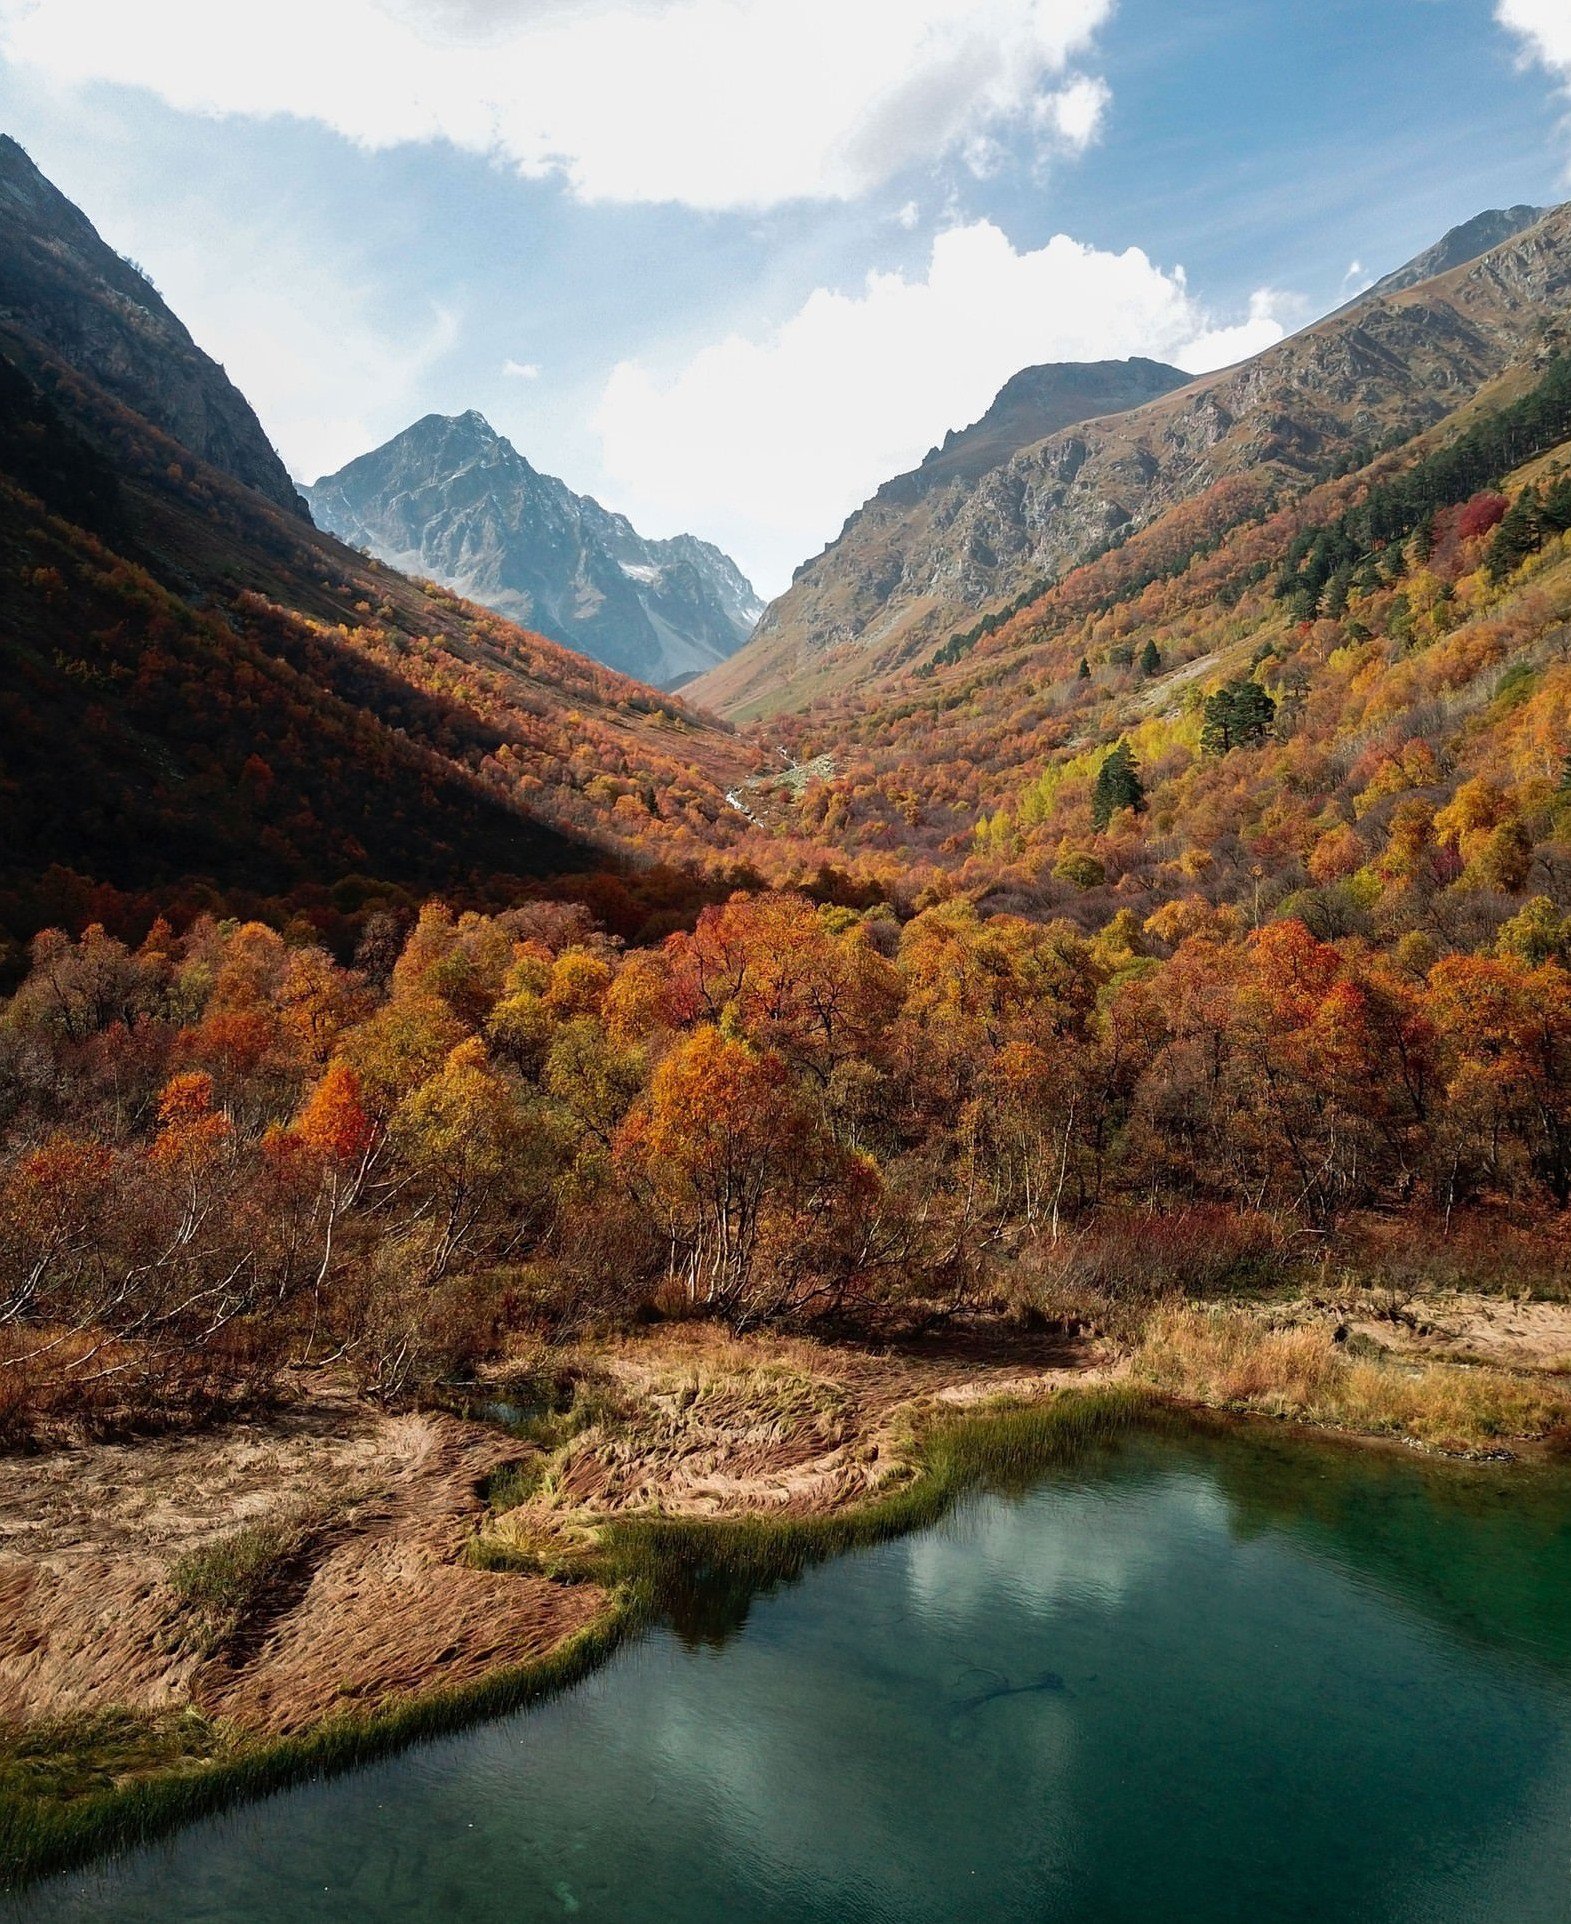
[11,1426,1571,1923]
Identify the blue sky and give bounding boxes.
[0,0,1567,594]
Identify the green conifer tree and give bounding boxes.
[1092,740,1145,829]
[1201,678,1277,756]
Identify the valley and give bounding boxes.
[6,113,1571,1916]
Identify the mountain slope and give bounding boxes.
[0,160,758,942]
[738,344,1571,938]
[0,134,308,521]
[693,357,1189,717]
[699,202,1571,721]
[866,357,1189,508]
[1359,204,1548,304]
[307,412,762,686]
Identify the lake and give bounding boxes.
[10,1423,1571,1923]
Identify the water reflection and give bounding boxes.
[11,1427,1571,1924]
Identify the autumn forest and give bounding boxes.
[7,163,1571,1451]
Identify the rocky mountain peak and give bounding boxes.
[694,197,1571,719]
[869,356,1191,513]
[0,134,309,519]
[1360,204,1549,304]
[307,415,762,685]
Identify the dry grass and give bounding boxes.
[167,1500,342,1657]
[1004,1208,1291,1339]
[474,1352,862,1570]
[469,1325,1102,1575]
[1135,1305,1571,1451]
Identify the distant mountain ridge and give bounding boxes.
[308,412,762,686]
[1359,204,1549,304]
[869,357,1190,511]
[694,201,1571,719]
[0,134,308,520]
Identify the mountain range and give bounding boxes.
[0,135,751,935]
[5,132,1571,964]
[694,202,1569,719]
[307,411,762,687]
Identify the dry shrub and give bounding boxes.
[335,1233,513,1403]
[1340,1210,1571,1301]
[0,1335,51,1447]
[0,1328,156,1445]
[1006,1207,1290,1338]
[528,1194,664,1334]
[1137,1305,1571,1450]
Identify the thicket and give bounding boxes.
[1277,354,1571,615]
[5,891,1571,1442]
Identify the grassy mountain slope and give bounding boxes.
[722,349,1571,965]
[700,203,1571,722]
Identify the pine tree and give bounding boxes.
[1486,488,1543,581]
[1139,639,1162,677]
[1201,678,1277,757]
[1077,657,1091,681]
[1092,741,1145,829]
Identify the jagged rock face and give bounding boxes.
[307,412,762,685]
[1361,205,1549,303]
[0,135,308,520]
[696,205,1571,719]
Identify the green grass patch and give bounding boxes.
[0,1709,226,1808]
[167,1501,342,1657]
[0,1609,632,1895]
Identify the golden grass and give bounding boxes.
[1135,1306,1571,1451]
[472,1351,861,1576]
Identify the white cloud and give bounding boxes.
[1496,0,1571,79]
[593,221,1294,593]
[1035,73,1111,152]
[0,0,1115,210]
[127,219,461,482]
[1177,286,1300,373]
[502,359,541,379]
[1498,0,1571,177]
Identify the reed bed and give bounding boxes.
[1136,1306,1571,1451]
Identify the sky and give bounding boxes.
[0,0,1569,596]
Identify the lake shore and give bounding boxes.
[4,1294,1570,1889]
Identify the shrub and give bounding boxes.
[1052,850,1106,889]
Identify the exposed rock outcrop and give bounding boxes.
[698,204,1570,718]
[309,411,762,685]
[0,134,309,519]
